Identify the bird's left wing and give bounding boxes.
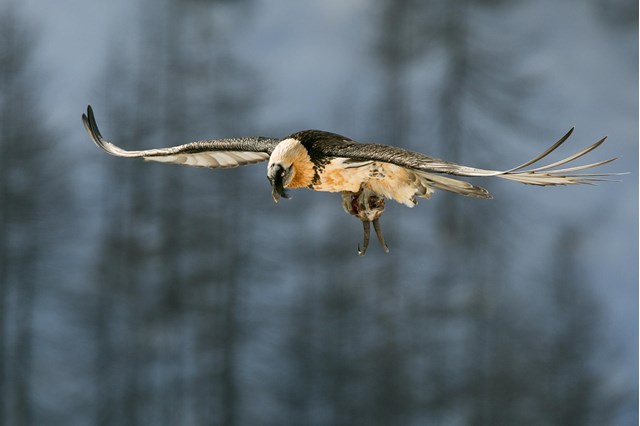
[82,105,280,168]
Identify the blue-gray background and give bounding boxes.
[1,0,637,425]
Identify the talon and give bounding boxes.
[373,219,389,253]
[358,220,371,256]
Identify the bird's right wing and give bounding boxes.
[82,105,281,169]
[323,128,620,188]
[309,128,622,199]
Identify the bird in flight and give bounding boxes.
[82,105,618,255]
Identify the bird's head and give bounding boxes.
[267,161,294,203]
[267,136,317,203]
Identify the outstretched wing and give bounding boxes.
[82,105,281,168]
[314,128,619,196]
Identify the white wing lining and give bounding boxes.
[145,151,270,168]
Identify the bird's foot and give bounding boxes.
[342,188,389,255]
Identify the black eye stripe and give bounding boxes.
[273,165,285,187]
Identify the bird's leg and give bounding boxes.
[358,220,371,256]
[342,186,388,255]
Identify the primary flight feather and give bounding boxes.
[82,105,618,255]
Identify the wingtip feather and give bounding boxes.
[82,105,140,157]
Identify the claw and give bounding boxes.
[373,218,389,253]
[357,220,371,256]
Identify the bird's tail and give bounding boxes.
[416,172,492,198]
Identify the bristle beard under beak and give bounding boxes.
[271,186,289,203]
[271,187,281,203]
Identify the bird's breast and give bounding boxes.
[290,158,429,208]
[308,158,375,193]
[310,159,431,207]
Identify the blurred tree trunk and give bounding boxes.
[428,1,527,423]
[93,5,168,424]
[179,7,251,426]
[369,1,422,423]
[0,4,54,425]
[94,91,155,426]
[155,2,188,423]
[373,0,433,422]
[371,0,539,423]
[182,3,258,423]
[278,238,372,426]
[537,226,616,425]
[431,2,485,421]
[93,1,258,424]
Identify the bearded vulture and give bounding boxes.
[82,105,618,255]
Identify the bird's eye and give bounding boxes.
[279,167,287,177]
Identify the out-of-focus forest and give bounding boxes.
[0,0,637,425]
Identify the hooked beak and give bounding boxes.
[269,164,289,203]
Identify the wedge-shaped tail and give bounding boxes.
[484,128,619,186]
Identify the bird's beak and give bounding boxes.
[269,164,290,203]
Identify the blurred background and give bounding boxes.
[0,0,637,425]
